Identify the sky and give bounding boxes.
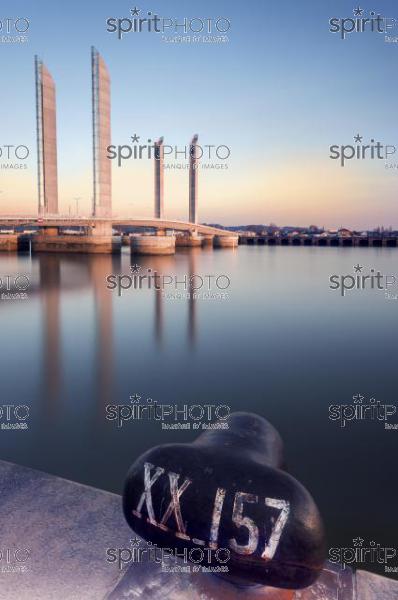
[1,0,398,228]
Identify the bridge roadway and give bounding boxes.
[0,216,234,237]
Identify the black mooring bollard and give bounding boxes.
[123,412,326,591]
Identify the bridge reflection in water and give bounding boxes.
[36,249,201,415]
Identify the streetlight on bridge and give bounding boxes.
[73,197,81,217]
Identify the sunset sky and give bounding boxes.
[1,0,398,228]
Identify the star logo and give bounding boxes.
[354,134,363,143]
[130,7,141,17]
[130,393,141,404]
[353,537,364,547]
[354,264,363,273]
[353,393,364,404]
[130,537,140,547]
[130,264,141,274]
[131,134,140,143]
[353,6,364,16]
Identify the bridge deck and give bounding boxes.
[0,217,235,237]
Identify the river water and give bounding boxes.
[0,244,396,577]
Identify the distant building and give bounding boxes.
[239,231,256,237]
[338,228,352,238]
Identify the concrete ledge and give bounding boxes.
[356,570,398,599]
[110,558,351,599]
[0,460,129,600]
[1,460,397,599]
[111,559,398,599]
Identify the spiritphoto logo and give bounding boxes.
[329,264,398,299]
[106,537,230,573]
[106,265,231,300]
[105,393,230,430]
[0,17,29,44]
[107,135,230,170]
[329,6,398,41]
[329,135,395,167]
[0,404,30,431]
[0,274,30,301]
[0,547,31,574]
[328,394,397,430]
[329,537,397,573]
[106,6,230,44]
[0,145,30,170]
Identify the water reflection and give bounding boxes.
[37,253,122,414]
[124,251,201,350]
[187,249,199,347]
[1,246,397,580]
[90,255,119,412]
[36,250,203,417]
[39,255,61,413]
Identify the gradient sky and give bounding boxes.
[1,0,398,228]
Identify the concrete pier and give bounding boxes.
[131,235,176,255]
[0,234,20,252]
[201,235,214,248]
[42,227,59,236]
[31,234,121,254]
[176,233,202,248]
[31,221,120,254]
[214,234,239,248]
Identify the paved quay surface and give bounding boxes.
[0,460,129,600]
[0,460,397,600]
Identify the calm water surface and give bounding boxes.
[0,245,396,577]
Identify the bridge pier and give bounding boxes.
[42,226,60,236]
[176,232,202,247]
[32,221,120,254]
[130,234,176,256]
[201,234,214,248]
[214,234,239,248]
[0,234,20,252]
[87,221,113,236]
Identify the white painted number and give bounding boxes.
[229,492,259,555]
[261,498,290,560]
[228,492,290,559]
[209,487,226,549]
